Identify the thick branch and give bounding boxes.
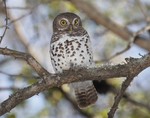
[0,48,150,116]
[0,47,49,77]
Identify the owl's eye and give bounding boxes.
[74,19,79,26]
[60,19,67,26]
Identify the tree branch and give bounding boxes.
[0,47,150,116]
[108,76,135,118]
[68,0,150,51]
[0,0,9,44]
[0,47,49,76]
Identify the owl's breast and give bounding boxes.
[50,34,93,72]
[64,35,93,66]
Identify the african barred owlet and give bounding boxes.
[50,12,98,108]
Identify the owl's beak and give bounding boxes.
[69,25,73,33]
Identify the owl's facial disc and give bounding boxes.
[54,16,83,35]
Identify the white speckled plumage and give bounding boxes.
[51,34,92,71]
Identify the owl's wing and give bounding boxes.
[71,80,98,108]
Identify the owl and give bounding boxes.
[50,12,98,108]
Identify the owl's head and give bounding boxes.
[53,12,83,34]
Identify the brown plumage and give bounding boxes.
[73,81,98,108]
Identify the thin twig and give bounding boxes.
[136,0,148,21]
[107,43,131,61]
[108,76,134,118]
[110,87,150,113]
[8,9,33,25]
[125,95,150,111]
[97,25,150,63]
[134,25,150,37]
[0,4,38,28]
[0,0,9,44]
[6,6,31,10]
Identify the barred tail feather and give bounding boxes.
[71,81,98,108]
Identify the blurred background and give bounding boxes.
[0,0,150,118]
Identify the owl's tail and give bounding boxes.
[71,80,98,108]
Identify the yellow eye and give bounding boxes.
[74,19,79,26]
[60,19,67,26]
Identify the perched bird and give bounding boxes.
[50,12,98,108]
